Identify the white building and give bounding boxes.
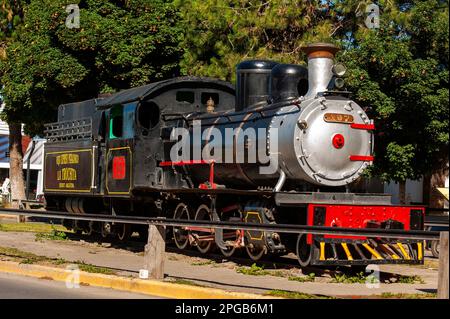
[0,102,45,199]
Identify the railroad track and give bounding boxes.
[425,215,449,227]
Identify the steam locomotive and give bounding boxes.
[43,43,424,266]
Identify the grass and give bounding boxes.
[20,258,38,264]
[379,292,436,299]
[236,263,269,276]
[330,271,424,285]
[0,245,116,275]
[266,289,332,299]
[191,260,216,266]
[288,273,316,283]
[75,260,116,275]
[331,271,379,284]
[0,246,46,264]
[0,222,68,234]
[395,275,425,284]
[236,264,316,280]
[51,258,68,265]
[35,225,68,241]
[270,270,287,277]
[0,221,70,242]
[167,278,206,287]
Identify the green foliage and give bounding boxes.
[35,224,68,241]
[266,289,332,299]
[379,292,436,299]
[177,0,346,81]
[75,260,116,275]
[395,274,425,284]
[0,245,46,263]
[288,273,316,282]
[167,278,206,287]
[236,263,269,276]
[0,221,69,233]
[0,0,182,135]
[331,271,377,284]
[191,259,216,266]
[0,0,25,44]
[51,258,67,265]
[343,0,449,182]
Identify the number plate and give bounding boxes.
[323,113,354,124]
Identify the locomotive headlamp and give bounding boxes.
[332,134,345,149]
[334,77,345,89]
[332,63,347,77]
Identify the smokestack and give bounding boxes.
[302,43,339,98]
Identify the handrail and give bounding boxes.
[0,208,441,241]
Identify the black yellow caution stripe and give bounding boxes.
[316,240,423,263]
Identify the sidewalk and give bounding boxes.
[0,229,438,297]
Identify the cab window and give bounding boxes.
[109,103,136,139]
[109,105,123,139]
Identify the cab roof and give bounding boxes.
[95,76,235,110]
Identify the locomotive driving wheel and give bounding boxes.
[117,223,131,241]
[296,234,312,267]
[219,208,242,258]
[85,221,95,236]
[193,204,215,254]
[73,220,84,235]
[172,203,191,250]
[219,233,238,258]
[245,243,266,261]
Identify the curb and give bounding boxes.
[0,261,275,299]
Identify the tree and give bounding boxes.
[0,0,182,202]
[177,0,347,81]
[1,0,26,208]
[343,0,449,203]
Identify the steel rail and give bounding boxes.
[0,208,442,240]
[425,215,449,228]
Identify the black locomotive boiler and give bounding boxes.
[43,43,425,266]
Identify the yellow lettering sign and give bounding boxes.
[56,153,79,166]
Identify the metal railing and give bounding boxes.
[44,117,92,142]
[0,208,441,241]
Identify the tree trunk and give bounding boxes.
[8,122,26,221]
[399,180,406,204]
[422,173,431,206]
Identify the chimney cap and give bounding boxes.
[302,43,340,59]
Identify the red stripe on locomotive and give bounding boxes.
[306,204,425,244]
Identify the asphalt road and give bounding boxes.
[0,272,162,299]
